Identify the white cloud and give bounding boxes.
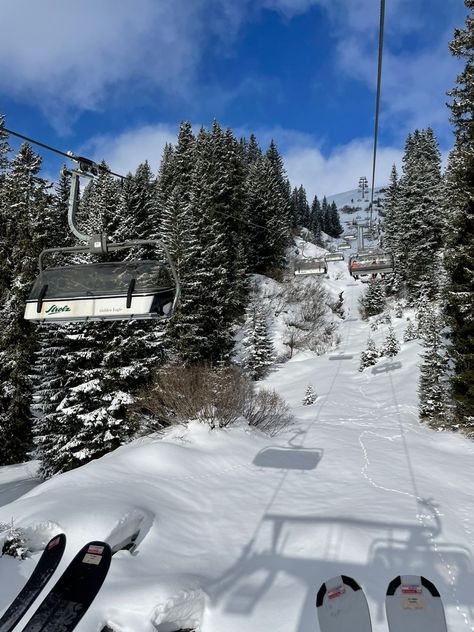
[83,124,179,176]
[0,0,250,123]
[283,138,403,199]
[83,122,402,200]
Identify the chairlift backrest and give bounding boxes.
[349,251,393,276]
[294,258,327,276]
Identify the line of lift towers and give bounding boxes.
[293,176,394,280]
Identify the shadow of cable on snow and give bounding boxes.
[205,500,474,631]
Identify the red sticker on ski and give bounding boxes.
[87,545,104,555]
[401,584,422,594]
[328,585,346,600]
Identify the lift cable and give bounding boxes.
[2,126,125,179]
[369,0,385,229]
[1,125,274,236]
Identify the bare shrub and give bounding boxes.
[244,388,293,435]
[282,278,336,357]
[136,364,252,431]
[136,365,293,436]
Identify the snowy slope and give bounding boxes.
[0,265,474,632]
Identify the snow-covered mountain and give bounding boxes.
[0,251,472,632]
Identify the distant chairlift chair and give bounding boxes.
[294,258,328,276]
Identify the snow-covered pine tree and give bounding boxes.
[383,164,403,288]
[418,308,449,427]
[382,325,400,358]
[0,143,51,464]
[35,159,162,475]
[320,196,329,235]
[0,116,12,304]
[359,280,386,318]
[397,129,444,301]
[246,155,289,274]
[309,195,322,243]
[265,140,292,229]
[168,122,249,364]
[242,302,274,380]
[293,185,310,229]
[244,133,263,165]
[327,201,343,238]
[302,384,317,405]
[403,318,418,342]
[359,337,380,371]
[444,0,474,430]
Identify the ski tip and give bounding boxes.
[316,575,362,607]
[386,575,441,598]
[46,533,66,550]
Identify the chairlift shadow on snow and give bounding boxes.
[328,354,354,361]
[371,361,402,375]
[206,498,474,632]
[253,447,323,471]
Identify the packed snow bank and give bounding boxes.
[0,271,474,632]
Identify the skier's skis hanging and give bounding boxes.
[316,575,372,632]
[22,540,111,632]
[385,575,447,632]
[0,533,66,632]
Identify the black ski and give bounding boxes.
[22,540,112,632]
[0,533,66,632]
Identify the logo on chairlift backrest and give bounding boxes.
[45,305,71,314]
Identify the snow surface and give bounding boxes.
[1,260,474,632]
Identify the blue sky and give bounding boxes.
[0,0,468,198]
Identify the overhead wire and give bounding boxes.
[1,125,276,236]
[369,0,386,229]
[2,126,125,179]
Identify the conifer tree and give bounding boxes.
[302,384,317,405]
[320,196,329,234]
[383,164,401,280]
[382,325,400,358]
[444,0,474,429]
[359,337,380,371]
[396,129,444,300]
[359,281,386,318]
[266,140,292,228]
[403,319,418,342]
[309,195,322,242]
[246,156,289,274]
[242,303,274,380]
[0,144,51,464]
[0,116,12,304]
[418,308,449,426]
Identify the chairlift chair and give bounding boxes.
[337,243,351,250]
[24,158,180,323]
[294,258,328,276]
[325,253,344,262]
[25,249,179,322]
[349,250,394,280]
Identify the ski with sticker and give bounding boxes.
[385,575,447,632]
[21,540,112,632]
[316,575,372,632]
[0,534,66,632]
